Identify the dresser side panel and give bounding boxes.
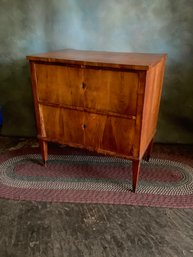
[140,57,166,158]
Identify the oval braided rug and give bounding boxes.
[0,148,193,208]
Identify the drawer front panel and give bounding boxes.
[35,64,138,117]
[39,105,135,156]
[84,68,138,116]
[35,64,84,107]
[39,105,84,146]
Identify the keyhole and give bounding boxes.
[82,124,86,129]
[81,82,86,89]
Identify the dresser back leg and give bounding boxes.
[144,137,154,162]
[132,160,141,193]
[39,140,48,166]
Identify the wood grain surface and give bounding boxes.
[27,49,167,70]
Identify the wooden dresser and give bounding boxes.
[27,49,167,192]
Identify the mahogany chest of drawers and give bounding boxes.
[27,49,167,192]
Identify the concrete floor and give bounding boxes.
[0,137,193,257]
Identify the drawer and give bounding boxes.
[39,105,135,156]
[35,64,138,116]
[84,68,138,116]
[35,64,84,107]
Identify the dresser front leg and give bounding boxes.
[39,140,48,166]
[144,138,154,162]
[132,160,141,193]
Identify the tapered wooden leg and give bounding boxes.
[132,160,141,193]
[39,140,48,166]
[144,138,154,162]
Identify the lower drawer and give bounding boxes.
[39,105,136,156]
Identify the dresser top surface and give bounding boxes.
[27,49,167,70]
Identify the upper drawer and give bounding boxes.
[35,64,139,116]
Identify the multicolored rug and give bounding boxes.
[0,148,193,208]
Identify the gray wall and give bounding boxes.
[0,0,193,143]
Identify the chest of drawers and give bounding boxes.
[27,49,167,192]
